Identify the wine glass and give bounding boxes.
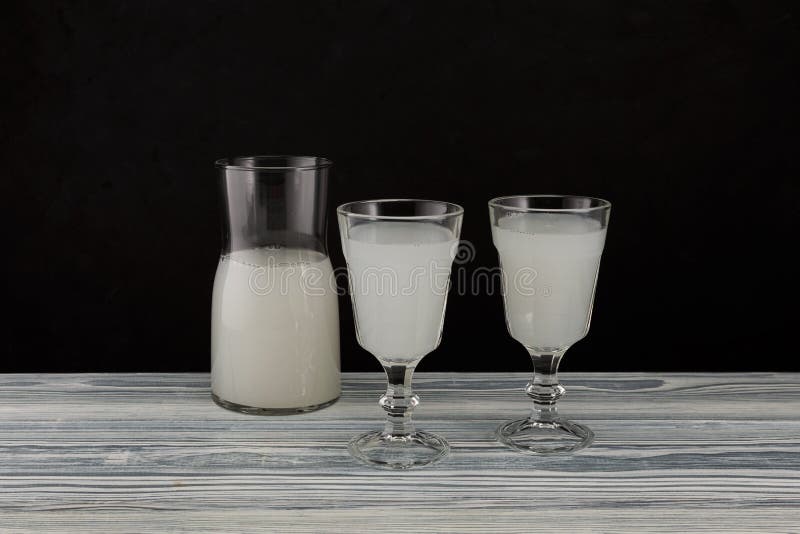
[489,195,610,454]
[338,199,464,469]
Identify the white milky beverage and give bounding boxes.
[211,247,340,409]
[342,221,458,363]
[492,212,607,351]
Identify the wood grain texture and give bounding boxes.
[0,373,798,532]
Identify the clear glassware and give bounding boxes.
[212,156,340,414]
[489,195,610,454]
[337,199,464,469]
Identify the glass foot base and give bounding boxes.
[497,417,594,455]
[348,430,449,470]
[212,393,339,415]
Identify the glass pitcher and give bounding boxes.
[212,156,340,414]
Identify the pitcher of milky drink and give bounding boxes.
[211,156,340,414]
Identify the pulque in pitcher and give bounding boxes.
[211,156,340,414]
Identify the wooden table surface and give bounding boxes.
[0,372,798,532]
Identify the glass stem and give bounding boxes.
[380,364,419,437]
[526,350,566,422]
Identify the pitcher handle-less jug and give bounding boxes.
[212,156,340,414]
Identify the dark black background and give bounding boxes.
[3,1,798,372]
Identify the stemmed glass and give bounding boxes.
[338,199,464,469]
[489,195,610,454]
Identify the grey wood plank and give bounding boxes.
[0,372,798,532]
